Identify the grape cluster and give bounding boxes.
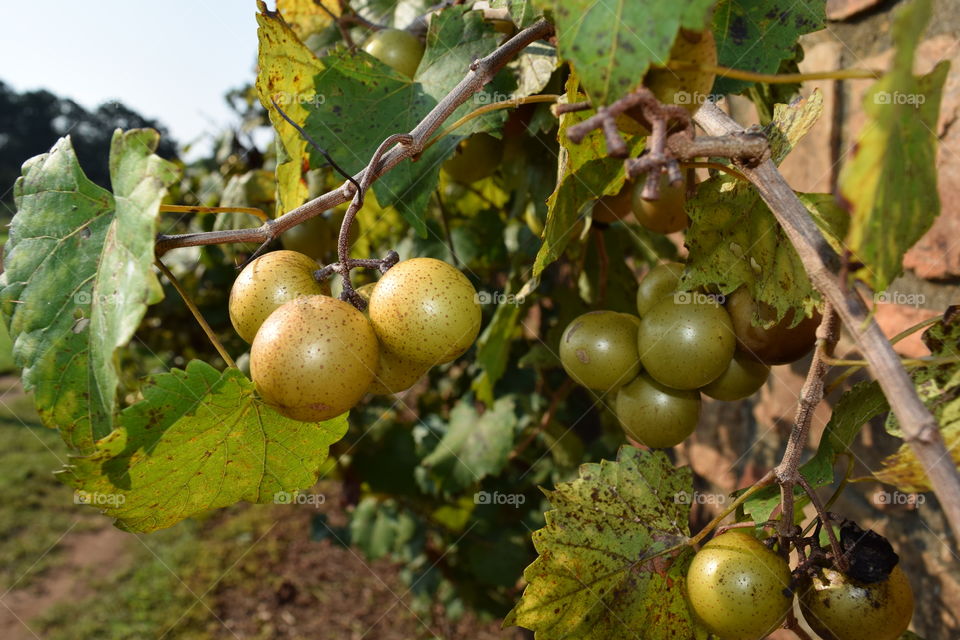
[560,261,820,449]
[686,530,914,640]
[229,252,481,421]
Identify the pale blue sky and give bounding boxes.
[0,1,264,156]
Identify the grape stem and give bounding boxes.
[667,60,883,83]
[694,101,960,543]
[155,260,237,369]
[775,303,839,543]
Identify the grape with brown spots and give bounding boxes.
[799,565,914,640]
[686,531,792,640]
[250,295,379,421]
[229,250,328,343]
[559,311,642,392]
[367,257,482,366]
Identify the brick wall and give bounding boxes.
[684,2,960,637]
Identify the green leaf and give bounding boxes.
[349,497,422,560]
[744,380,889,523]
[531,74,643,279]
[684,175,835,324]
[0,131,178,452]
[420,396,518,494]
[875,309,960,492]
[255,2,327,215]
[505,447,702,639]
[472,300,523,405]
[838,0,949,293]
[416,6,513,137]
[712,0,825,95]
[806,381,888,486]
[304,50,439,237]
[544,0,714,104]
[62,360,348,533]
[491,0,541,28]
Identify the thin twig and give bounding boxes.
[776,303,839,540]
[155,18,554,257]
[695,102,960,542]
[155,260,237,369]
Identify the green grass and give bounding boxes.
[0,417,102,591]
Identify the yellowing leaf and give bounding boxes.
[875,309,960,492]
[839,0,949,292]
[505,447,702,639]
[767,89,824,164]
[255,1,326,216]
[276,0,339,41]
[63,361,348,533]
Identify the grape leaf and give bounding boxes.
[541,0,714,104]
[767,89,823,164]
[491,0,541,28]
[504,447,703,639]
[420,396,518,494]
[256,1,327,216]
[875,308,960,492]
[472,300,523,405]
[276,0,339,41]
[62,360,348,533]
[683,175,845,324]
[0,130,177,452]
[416,6,515,137]
[838,0,949,293]
[712,0,825,95]
[302,7,515,236]
[349,497,422,560]
[531,74,643,279]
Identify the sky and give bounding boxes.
[0,1,264,157]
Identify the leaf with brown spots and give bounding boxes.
[255,1,327,216]
[875,308,960,492]
[712,0,825,94]
[538,0,714,104]
[0,131,178,452]
[504,447,707,640]
[61,360,348,533]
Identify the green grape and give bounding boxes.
[726,287,820,365]
[250,295,379,421]
[799,565,914,640]
[700,352,769,401]
[636,262,685,316]
[442,133,504,183]
[615,373,700,447]
[687,531,793,640]
[632,173,688,233]
[559,311,642,391]
[228,250,326,343]
[362,28,424,78]
[637,295,735,389]
[593,182,633,223]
